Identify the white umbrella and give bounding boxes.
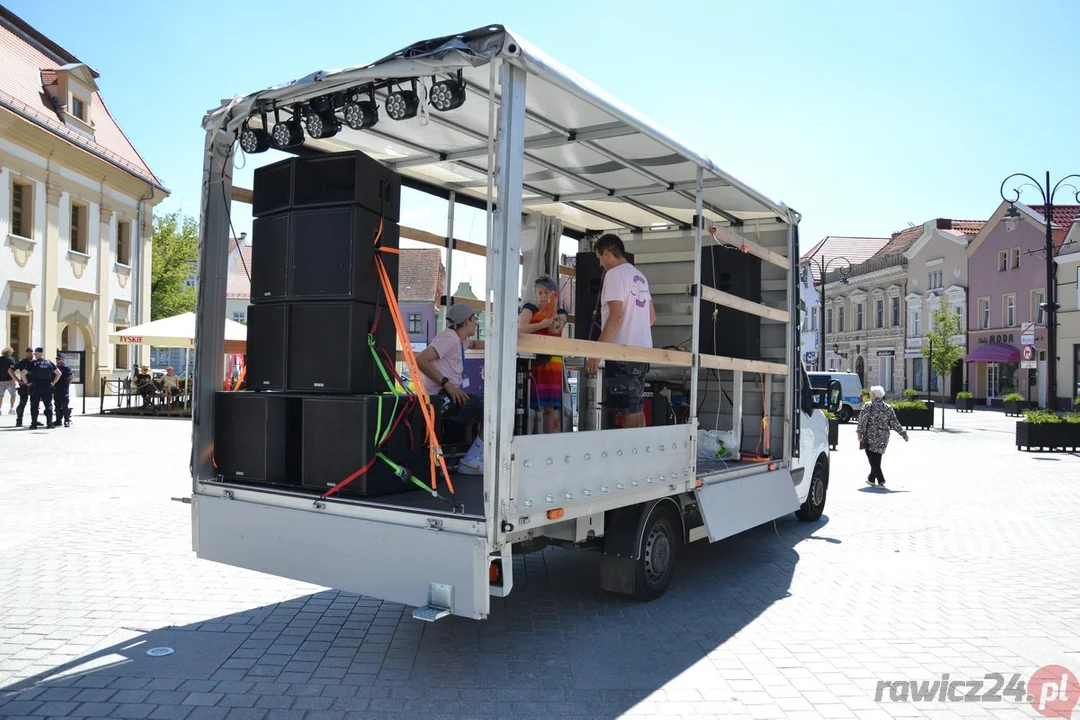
[109,312,246,353]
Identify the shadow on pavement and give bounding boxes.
[0,514,829,716]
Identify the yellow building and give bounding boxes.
[1,6,168,395]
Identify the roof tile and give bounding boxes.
[398,249,444,303]
[800,236,891,283]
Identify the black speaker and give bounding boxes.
[250,213,289,302]
[246,303,288,390]
[287,301,396,393]
[699,244,761,358]
[301,395,422,498]
[292,151,402,222]
[573,250,634,340]
[287,206,398,305]
[213,392,302,486]
[251,157,294,217]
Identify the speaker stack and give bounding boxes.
[699,244,762,358]
[213,150,425,499]
[573,249,634,341]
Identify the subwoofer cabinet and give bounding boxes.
[287,301,396,394]
[245,303,288,391]
[301,395,423,498]
[698,244,762,358]
[212,392,302,487]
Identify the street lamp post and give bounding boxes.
[814,255,852,371]
[1000,171,1080,411]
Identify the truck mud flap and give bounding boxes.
[694,467,800,542]
[193,494,490,619]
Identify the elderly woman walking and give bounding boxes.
[856,385,909,487]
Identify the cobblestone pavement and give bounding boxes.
[2,407,1080,719]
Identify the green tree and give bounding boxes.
[921,305,965,403]
[150,212,199,321]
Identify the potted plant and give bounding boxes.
[1016,409,1080,452]
[888,392,934,430]
[1003,392,1034,417]
[955,390,974,412]
[823,408,839,450]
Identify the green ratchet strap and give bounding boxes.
[376,452,457,508]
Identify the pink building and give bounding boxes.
[964,201,1080,408]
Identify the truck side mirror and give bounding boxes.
[828,379,843,414]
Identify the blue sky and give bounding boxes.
[7,0,1079,290]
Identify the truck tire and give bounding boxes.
[795,461,827,521]
[632,503,680,600]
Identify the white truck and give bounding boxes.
[189,24,841,621]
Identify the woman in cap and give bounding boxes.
[518,275,569,433]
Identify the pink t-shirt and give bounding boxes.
[600,262,653,348]
[420,329,465,395]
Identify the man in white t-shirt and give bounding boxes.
[586,233,656,428]
[416,303,486,474]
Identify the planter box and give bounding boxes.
[1016,421,1080,452]
[828,418,838,450]
[955,397,974,412]
[1004,399,1037,417]
[894,407,934,430]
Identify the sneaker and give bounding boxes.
[458,438,484,475]
[865,479,875,486]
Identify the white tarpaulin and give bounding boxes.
[109,312,247,352]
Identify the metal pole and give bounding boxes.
[689,167,703,424]
[444,190,456,312]
[818,258,825,371]
[1044,170,1057,411]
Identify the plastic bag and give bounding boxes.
[697,429,738,461]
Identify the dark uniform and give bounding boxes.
[53,354,74,427]
[28,349,59,429]
[13,348,34,427]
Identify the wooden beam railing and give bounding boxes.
[708,224,790,272]
[230,185,576,277]
[699,285,790,323]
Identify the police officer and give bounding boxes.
[12,347,34,427]
[27,347,61,430]
[53,353,74,428]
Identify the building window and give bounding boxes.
[912,358,923,391]
[1012,248,1021,269]
[890,297,899,327]
[232,311,246,324]
[71,96,86,121]
[8,314,30,352]
[987,361,1017,399]
[114,325,129,369]
[998,251,1008,271]
[826,309,833,334]
[1075,344,1080,401]
[117,220,131,265]
[1005,295,1016,327]
[855,303,864,331]
[979,298,990,329]
[909,310,921,338]
[954,304,964,333]
[70,202,87,254]
[11,181,33,238]
[1033,290,1045,325]
[930,366,939,392]
[880,355,894,393]
[928,270,943,290]
[874,300,883,329]
[838,306,845,332]
[408,313,422,334]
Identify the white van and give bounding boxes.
[807,371,864,422]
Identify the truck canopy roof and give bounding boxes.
[203,24,796,235]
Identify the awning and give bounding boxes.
[963,342,1019,364]
[109,312,247,355]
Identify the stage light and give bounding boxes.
[430,75,465,112]
[385,86,419,121]
[270,115,304,149]
[238,121,270,153]
[305,109,340,140]
[343,100,378,130]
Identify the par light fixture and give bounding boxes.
[430,72,466,112]
[344,100,378,129]
[270,109,305,149]
[305,108,341,140]
[386,80,419,121]
[238,120,270,154]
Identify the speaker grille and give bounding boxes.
[287,301,395,394]
[213,392,301,485]
[246,304,287,390]
[250,214,289,302]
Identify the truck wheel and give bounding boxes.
[633,504,679,600]
[795,462,827,521]
[837,405,852,423]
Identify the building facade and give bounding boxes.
[399,248,445,348]
[902,218,983,400]
[963,201,1075,407]
[1,8,167,394]
[1055,219,1080,405]
[800,235,890,372]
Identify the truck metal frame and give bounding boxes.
[191,24,836,621]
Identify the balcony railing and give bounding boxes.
[825,253,907,284]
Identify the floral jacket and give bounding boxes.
[856,398,908,454]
